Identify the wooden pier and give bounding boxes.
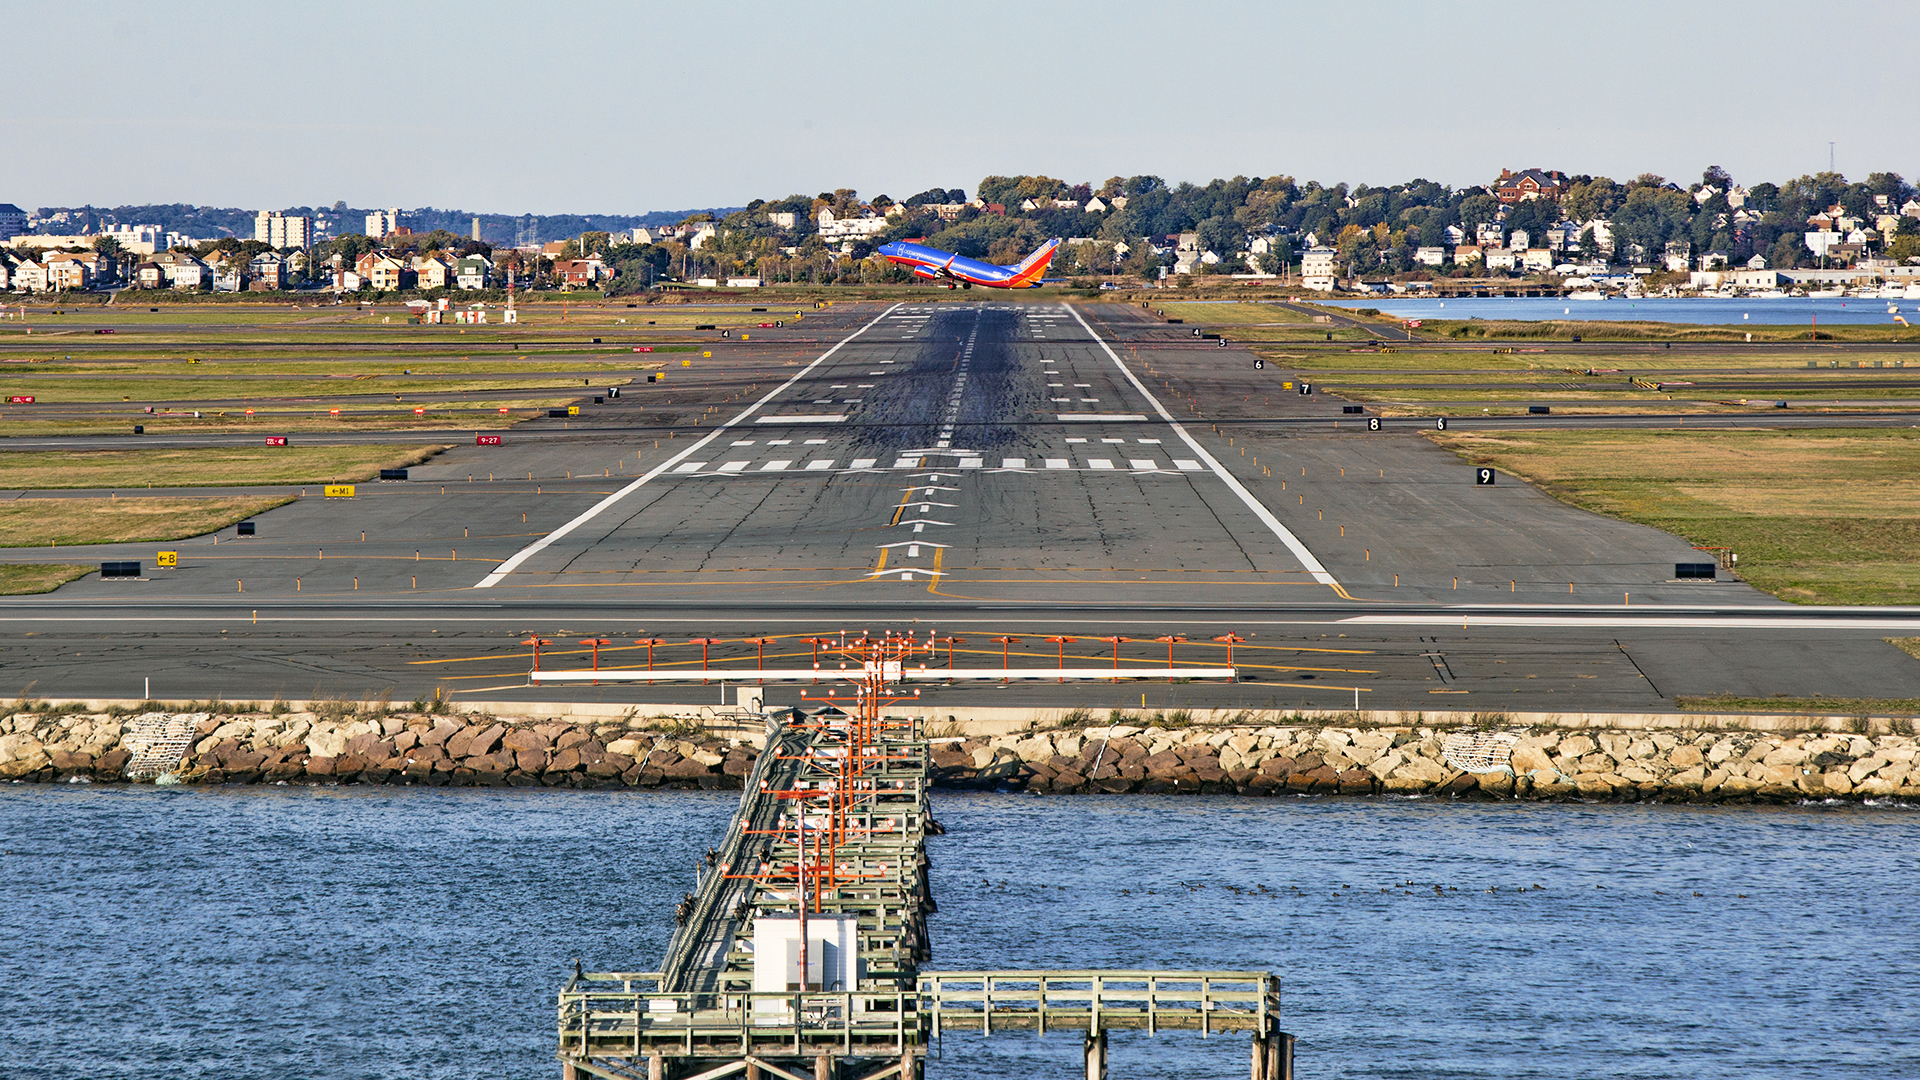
[556,632,1290,1080]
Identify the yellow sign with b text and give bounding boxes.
[324,485,356,498]
[156,551,178,568]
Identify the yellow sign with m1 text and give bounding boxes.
[324,485,356,498]
[156,551,178,568]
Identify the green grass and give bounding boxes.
[1429,427,1920,605]
[0,445,446,489]
[0,563,94,593]
[0,496,293,547]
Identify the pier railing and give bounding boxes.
[558,971,923,1058]
[558,969,1278,1059]
[918,970,1280,1037]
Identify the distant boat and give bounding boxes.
[1811,288,1845,299]
[1904,284,1920,299]
[1568,289,1605,301]
[1755,290,1788,299]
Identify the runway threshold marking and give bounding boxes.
[1066,305,1350,599]
[473,302,902,588]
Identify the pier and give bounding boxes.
[556,632,1290,1080]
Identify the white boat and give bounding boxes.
[1905,284,1920,299]
[1810,288,1845,299]
[1755,290,1788,299]
[1568,289,1605,301]
[1880,284,1904,299]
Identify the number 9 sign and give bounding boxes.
[1475,468,1496,485]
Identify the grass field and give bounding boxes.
[0,495,293,547]
[0,445,447,489]
[1157,302,1313,325]
[1428,428,1920,605]
[1675,694,1920,719]
[0,563,94,594]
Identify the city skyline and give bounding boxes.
[7,2,1917,215]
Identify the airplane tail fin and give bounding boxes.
[1006,239,1061,286]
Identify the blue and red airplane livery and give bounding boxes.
[878,238,1061,289]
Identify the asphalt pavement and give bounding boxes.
[6,299,1919,713]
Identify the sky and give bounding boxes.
[9,0,1918,216]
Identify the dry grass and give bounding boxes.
[0,563,94,593]
[0,445,446,490]
[1428,428,1920,605]
[0,496,293,547]
[1676,693,1920,717]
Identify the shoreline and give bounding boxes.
[3,701,1914,804]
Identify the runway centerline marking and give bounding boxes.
[1066,304,1344,595]
[473,302,902,588]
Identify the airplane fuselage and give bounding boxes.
[877,240,1054,289]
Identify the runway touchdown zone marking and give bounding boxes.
[473,303,902,588]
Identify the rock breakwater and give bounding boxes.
[1,707,1915,803]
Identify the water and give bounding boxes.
[1318,296,1913,326]
[3,786,1913,1079]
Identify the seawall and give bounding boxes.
[2,703,1915,803]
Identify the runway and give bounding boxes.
[7,299,1920,712]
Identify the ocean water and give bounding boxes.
[2,786,1913,1079]
[1319,295,1913,326]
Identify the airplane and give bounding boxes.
[877,238,1061,289]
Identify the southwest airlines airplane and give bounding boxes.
[877,238,1061,289]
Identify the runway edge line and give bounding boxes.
[1066,303,1345,593]
[473,302,903,588]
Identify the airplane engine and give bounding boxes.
[911,265,944,281]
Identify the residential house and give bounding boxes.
[1508,229,1530,252]
[211,263,244,292]
[765,213,797,230]
[1452,244,1483,265]
[1521,248,1555,273]
[554,257,608,288]
[1413,246,1447,267]
[1494,168,1568,203]
[1475,222,1504,247]
[1663,241,1692,273]
[156,251,206,289]
[1485,247,1518,271]
[1442,224,1466,246]
[248,252,287,290]
[0,203,26,241]
[1746,253,1769,269]
[631,227,657,244]
[0,258,9,290]
[1084,197,1107,213]
[412,255,453,290]
[1725,186,1749,209]
[355,251,410,291]
[1902,198,1920,220]
[43,251,96,290]
[12,258,47,292]
[456,255,492,290]
[541,240,571,260]
[1804,230,1843,257]
[1300,247,1338,291]
[815,208,887,242]
[687,223,719,250]
[1698,251,1729,270]
[1582,219,1614,256]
